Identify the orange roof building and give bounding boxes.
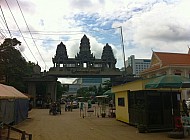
[140,50,190,79]
[140,50,190,99]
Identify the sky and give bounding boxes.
[1,0,190,83]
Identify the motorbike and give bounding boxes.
[49,102,61,115]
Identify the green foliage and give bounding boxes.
[0,38,35,92]
[97,84,103,96]
[56,81,68,99]
[102,80,111,92]
[88,85,97,95]
[76,80,112,97]
[77,87,91,98]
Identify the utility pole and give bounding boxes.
[119,26,127,75]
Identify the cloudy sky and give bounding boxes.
[1,0,190,83]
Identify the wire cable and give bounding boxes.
[4,0,37,62]
[16,0,48,70]
[0,5,28,60]
[0,4,29,61]
[0,15,9,37]
[0,26,120,35]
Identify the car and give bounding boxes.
[186,100,190,109]
[72,101,78,109]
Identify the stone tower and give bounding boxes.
[101,43,116,68]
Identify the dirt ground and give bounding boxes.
[9,105,188,140]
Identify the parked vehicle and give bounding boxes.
[72,101,78,109]
[186,100,190,109]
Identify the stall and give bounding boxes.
[0,84,29,124]
[128,90,181,132]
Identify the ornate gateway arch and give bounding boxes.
[25,35,122,106]
[48,35,121,77]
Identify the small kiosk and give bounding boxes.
[128,90,181,132]
[112,75,190,132]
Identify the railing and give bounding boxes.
[79,104,115,118]
[0,123,32,140]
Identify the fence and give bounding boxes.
[79,104,115,118]
[0,123,32,140]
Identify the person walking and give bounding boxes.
[80,102,84,111]
[70,101,73,112]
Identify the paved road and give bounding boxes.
[11,106,188,140]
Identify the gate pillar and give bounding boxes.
[47,81,57,102]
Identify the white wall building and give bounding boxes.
[126,55,151,76]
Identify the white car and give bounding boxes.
[72,101,78,109]
[186,100,190,109]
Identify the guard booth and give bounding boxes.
[128,90,181,132]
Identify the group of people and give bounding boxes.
[65,101,74,111]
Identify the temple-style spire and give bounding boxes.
[101,43,116,68]
[52,42,68,66]
[75,34,95,61]
[52,35,117,69]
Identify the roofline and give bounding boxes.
[141,64,190,75]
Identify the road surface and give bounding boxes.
[9,106,188,140]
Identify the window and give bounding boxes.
[118,98,125,106]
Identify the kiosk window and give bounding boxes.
[118,98,125,106]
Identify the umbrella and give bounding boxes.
[145,75,190,89]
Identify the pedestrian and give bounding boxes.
[70,101,73,112]
[182,99,189,117]
[88,100,92,109]
[109,100,113,108]
[80,102,84,111]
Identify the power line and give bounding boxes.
[4,0,37,62]
[0,4,29,61]
[0,13,10,37]
[0,27,122,48]
[16,0,48,70]
[0,5,12,38]
[0,26,120,35]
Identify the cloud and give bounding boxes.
[1,0,190,83]
[69,0,93,9]
[119,0,190,58]
[1,0,35,14]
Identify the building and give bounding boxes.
[140,51,190,78]
[72,77,110,88]
[112,79,182,132]
[140,50,190,99]
[66,78,110,96]
[112,50,190,132]
[126,55,151,76]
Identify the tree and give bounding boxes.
[102,80,111,93]
[0,38,34,92]
[88,85,97,95]
[77,87,90,98]
[97,84,103,96]
[56,81,68,99]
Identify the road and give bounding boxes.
[10,106,188,140]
